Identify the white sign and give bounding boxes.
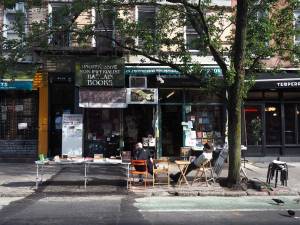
[127,88,158,104]
[18,123,27,130]
[62,114,83,157]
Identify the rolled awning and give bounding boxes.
[79,88,127,108]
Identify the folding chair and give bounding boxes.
[192,159,215,186]
[129,160,148,188]
[153,159,170,187]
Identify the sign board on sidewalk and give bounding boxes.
[62,114,83,157]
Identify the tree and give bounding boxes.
[1,0,299,187]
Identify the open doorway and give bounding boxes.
[161,105,182,156]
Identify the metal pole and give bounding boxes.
[36,163,39,189]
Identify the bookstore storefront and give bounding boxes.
[0,80,38,160]
[76,62,225,158]
[159,88,225,157]
[243,73,300,157]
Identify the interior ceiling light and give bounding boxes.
[265,107,276,112]
[166,91,175,98]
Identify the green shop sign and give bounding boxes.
[0,81,33,90]
[76,61,125,87]
[125,67,222,77]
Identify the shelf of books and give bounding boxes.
[183,106,223,148]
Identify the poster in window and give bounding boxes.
[1,113,7,120]
[127,88,158,104]
[62,114,83,157]
[15,105,24,112]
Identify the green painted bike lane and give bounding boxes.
[135,196,300,212]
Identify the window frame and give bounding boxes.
[136,5,157,48]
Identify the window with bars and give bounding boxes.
[0,91,38,140]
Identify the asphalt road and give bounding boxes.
[0,195,300,225]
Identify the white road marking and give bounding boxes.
[139,208,300,212]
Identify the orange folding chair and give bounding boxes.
[129,160,148,188]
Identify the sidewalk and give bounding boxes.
[131,160,300,197]
[0,160,299,198]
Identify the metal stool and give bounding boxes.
[266,161,288,188]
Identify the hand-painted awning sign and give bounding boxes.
[76,60,125,87]
[79,88,127,108]
[125,66,222,77]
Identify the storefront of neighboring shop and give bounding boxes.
[0,79,38,161]
[243,72,300,157]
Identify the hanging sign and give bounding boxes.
[127,88,158,104]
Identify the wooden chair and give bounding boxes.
[129,160,148,188]
[192,159,215,187]
[153,159,170,187]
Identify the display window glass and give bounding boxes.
[0,91,38,140]
[244,105,263,146]
[84,109,121,157]
[284,104,296,144]
[184,105,224,149]
[185,89,222,103]
[265,104,281,145]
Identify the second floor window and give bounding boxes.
[3,2,26,41]
[295,10,300,45]
[186,19,206,52]
[50,4,71,47]
[137,5,156,48]
[95,7,115,51]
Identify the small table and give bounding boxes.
[175,160,190,187]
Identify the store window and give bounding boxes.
[184,105,224,149]
[185,89,221,103]
[284,104,296,144]
[84,109,121,157]
[247,91,263,100]
[264,91,279,100]
[298,105,300,144]
[0,91,38,140]
[265,104,281,145]
[283,92,300,100]
[244,105,263,146]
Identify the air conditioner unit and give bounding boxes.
[15,2,25,12]
[129,76,147,88]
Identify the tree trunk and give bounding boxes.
[227,81,242,186]
[226,0,248,187]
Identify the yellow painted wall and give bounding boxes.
[38,74,48,156]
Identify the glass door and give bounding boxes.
[244,105,264,147]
